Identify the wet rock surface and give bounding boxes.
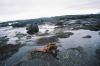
[96,48,100,59]
[31,51,58,60]
[0,44,20,60]
[12,23,25,28]
[0,36,9,47]
[67,24,100,31]
[99,32,100,35]
[14,59,62,66]
[55,32,74,38]
[95,47,100,66]
[82,35,92,38]
[26,24,39,34]
[36,36,58,45]
[55,22,64,28]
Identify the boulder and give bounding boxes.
[26,24,39,34]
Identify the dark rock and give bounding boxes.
[95,48,100,66]
[12,23,25,28]
[55,22,64,28]
[36,36,58,45]
[0,36,9,47]
[83,35,92,38]
[82,24,100,31]
[0,23,8,27]
[95,48,100,60]
[55,32,74,38]
[0,44,20,60]
[26,24,39,34]
[99,32,100,35]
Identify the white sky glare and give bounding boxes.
[0,0,100,21]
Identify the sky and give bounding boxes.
[0,0,100,22]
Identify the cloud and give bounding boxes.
[0,0,100,21]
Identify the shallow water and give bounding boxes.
[60,30,100,49]
[0,26,100,66]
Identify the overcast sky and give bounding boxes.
[0,0,100,21]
